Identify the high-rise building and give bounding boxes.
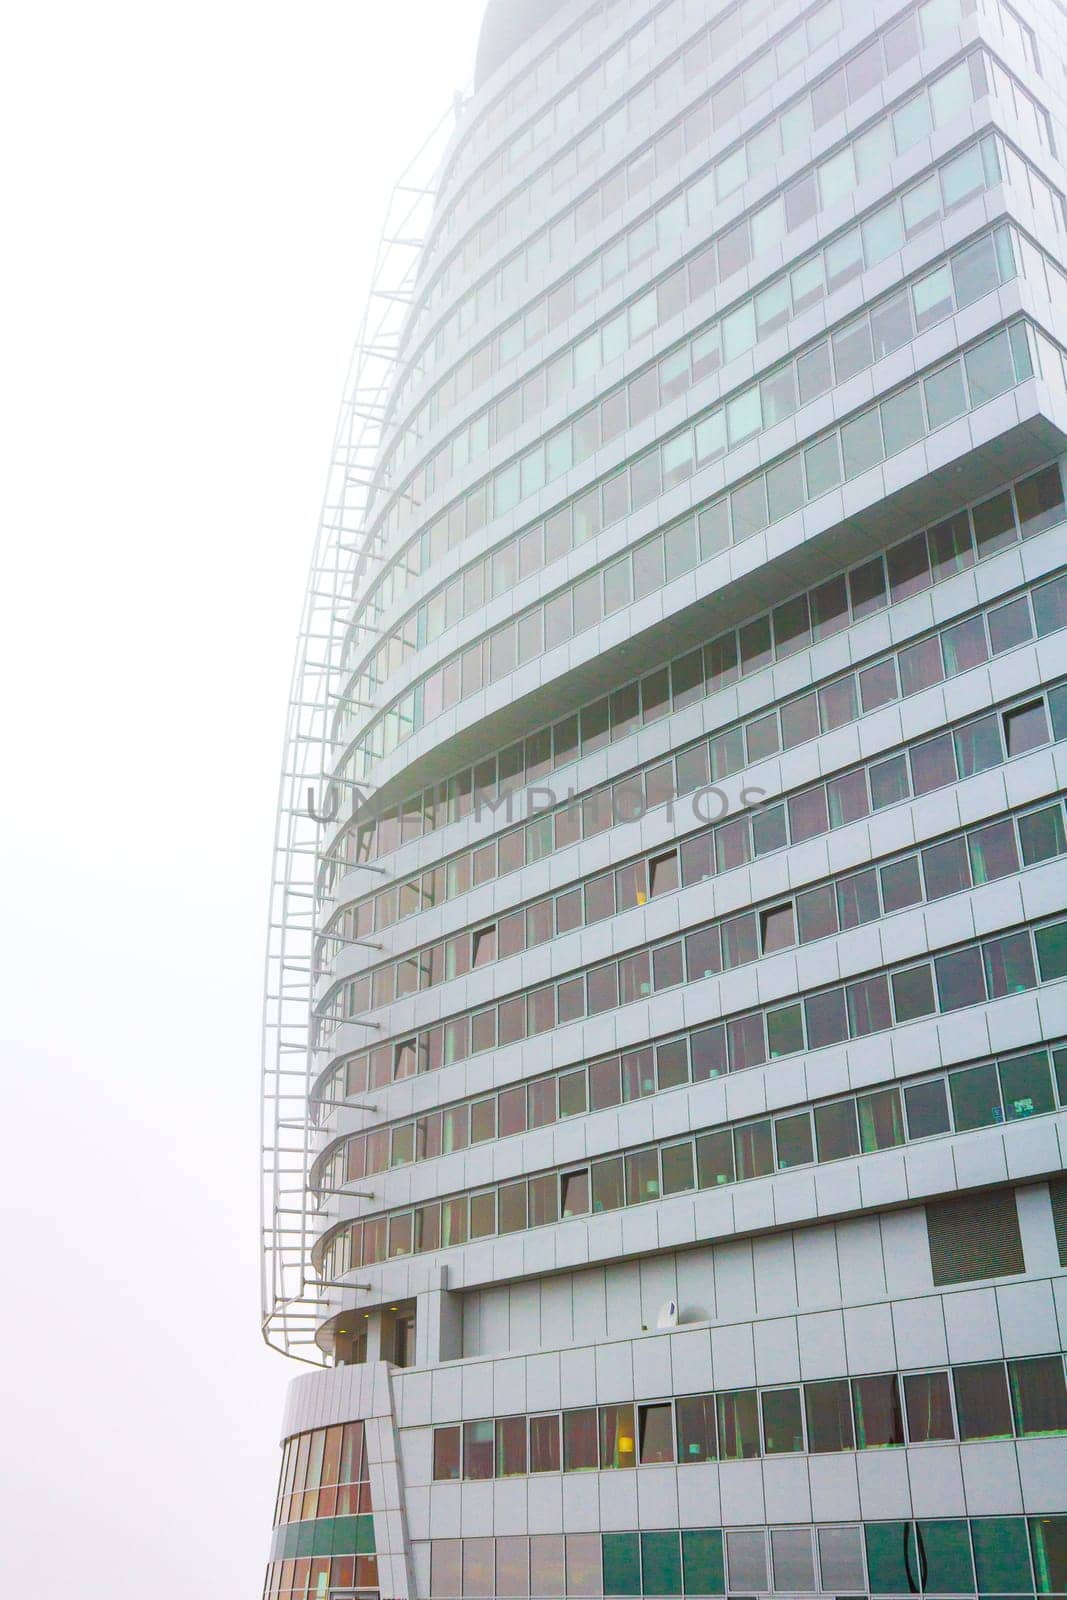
[260,2,1067,1597]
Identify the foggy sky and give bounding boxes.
[0,2,486,1592]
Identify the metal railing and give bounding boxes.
[260,107,455,1360]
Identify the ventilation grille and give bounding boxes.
[1050,1177,1067,1268]
[926,1190,1024,1285]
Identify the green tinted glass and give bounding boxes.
[917,1520,973,1594]
[682,1530,724,1596]
[971,1517,1032,1593]
[602,1533,641,1597]
[642,1531,683,1596]
[865,1522,915,1594]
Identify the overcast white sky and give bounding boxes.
[0,2,486,1592]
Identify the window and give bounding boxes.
[818,1527,865,1593]
[762,1388,804,1454]
[565,1534,601,1598]
[923,837,970,899]
[682,1530,725,1597]
[662,1141,695,1196]
[903,1370,955,1442]
[935,946,985,1011]
[469,1100,494,1144]
[587,963,618,1014]
[999,1051,1054,1121]
[734,1121,773,1180]
[913,264,953,330]
[966,329,1017,403]
[955,712,1002,776]
[771,1527,815,1592]
[498,1086,526,1139]
[881,855,922,911]
[929,513,974,583]
[469,1191,495,1239]
[798,885,837,942]
[433,1425,461,1480]
[916,1521,974,1596]
[560,1169,589,1217]
[746,712,779,762]
[911,732,956,794]
[599,1403,636,1469]
[798,341,832,403]
[585,874,615,923]
[815,1099,859,1161]
[1037,920,1067,981]
[656,1039,689,1092]
[1030,1516,1067,1595]
[602,1534,639,1599]
[954,1363,1014,1439]
[696,1128,733,1188]
[621,1047,655,1103]
[924,359,966,426]
[842,408,883,478]
[675,1394,716,1462]
[770,1100,813,1169]
[757,901,795,959]
[767,1002,803,1059]
[625,1147,660,1205]
[638,1403,674,1464]
[1004,699,1049,756]
[858,1087,904,1151]
[727,1530,768,1593]
[973,490,1017,556]
[846,974,891,1036]
[865,1522,914,1594]
[837,869,878,929]
[969,819,1018,883]
[781,692,819,747]
[805,1379,854,1452]
[530,1535,565,1599]
[498,1181,527,1235]
[495,1537,530,1599]
[967,1517,1032,1595]
[1016,464,1064,538]
[563,1409,598,1471]
[852,1374,905,1448]
[944,613,989,677]
[592,1157,624,1213]
[463,1419,494,1480]
[432,1540,462,1598]
[870,752,910,809]
[650,850,679,897]
[987,595,1031,657]
[496,1416,527,1477]
[789,786,828,842]
[950,1060,1001,1131]
[722,913,757,968]
[889,534,930,601]
[805,986,848,1049]
[528,1174,558,1229]
[983,931,1036,998]
[1035,573,1067,637]
[892,963,936,1022]
[1009,1357,1067,1435]
[687,926,721,981]
[529,1414,560,1473]
[727,1012,766,1071]
[558,1072,585,1120]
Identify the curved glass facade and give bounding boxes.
[262,2,1067,1597]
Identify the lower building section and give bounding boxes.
[425,1517,1066,1598]
[263,1177,1067,1600]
